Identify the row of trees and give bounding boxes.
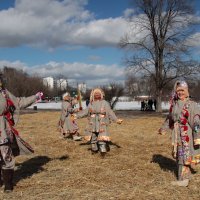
[3,65,200,111]
[125,75,200,102]
[1,67,72,98]
[1,67,124,109]
[2,67,48,97]
[0,67,81,100]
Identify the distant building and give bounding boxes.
[78,83,87,93]
[43,77,54,89]
[57,79,68,91]
[43,77,68,91]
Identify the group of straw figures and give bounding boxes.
[0,74,200,192]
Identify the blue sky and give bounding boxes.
[0,0,199,87]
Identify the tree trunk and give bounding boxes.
[156,89,162,113]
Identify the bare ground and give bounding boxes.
[1,110,200,200]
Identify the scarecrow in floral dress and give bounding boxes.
[159,80,200,187]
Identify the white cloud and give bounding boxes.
[0,0,130,48]
[71,18,129,47]
[123,8,135,18]
[0,60,27,70]
[0,60,125,87]
[186,32,200,47]
[0,0,199,51]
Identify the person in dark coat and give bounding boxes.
[85,98,90,107]
[148,99,153,111]
[153,99,157,110]
[141,100,145,111]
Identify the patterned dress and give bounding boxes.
[75,99,118,142]
[163,98,200,180]
[58,100,79,137]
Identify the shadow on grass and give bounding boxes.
[57,155,69,160]
[79,141,121,151]
[79,141,90,146]
[151,154,197,178]
[80,141,121,148]
[14,155,70,184]
[108,141,121,148]
[14,155,62,185]
[151,154,177,177]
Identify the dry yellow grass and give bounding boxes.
[1,110,200,200]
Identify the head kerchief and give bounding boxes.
[174,80,188,91]
[62,92,70,99]
[90,88,105,102]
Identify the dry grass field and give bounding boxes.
[1,110,200,200]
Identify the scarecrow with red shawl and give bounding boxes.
[0,74,43,192]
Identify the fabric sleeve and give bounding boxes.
[60,102,67,122]
[7,90,36,109]
[75,107,89,118]
[189,102,200,145]
[105,101,118,122]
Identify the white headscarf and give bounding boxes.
[174,80,189,99]
[90,88,105,102]
[62,92,70,99]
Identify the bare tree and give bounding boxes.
[101,83,124,109]
[125,73,155,97]
[120,0,199,112]
[2,67,48,96]
[125,74,139,97]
